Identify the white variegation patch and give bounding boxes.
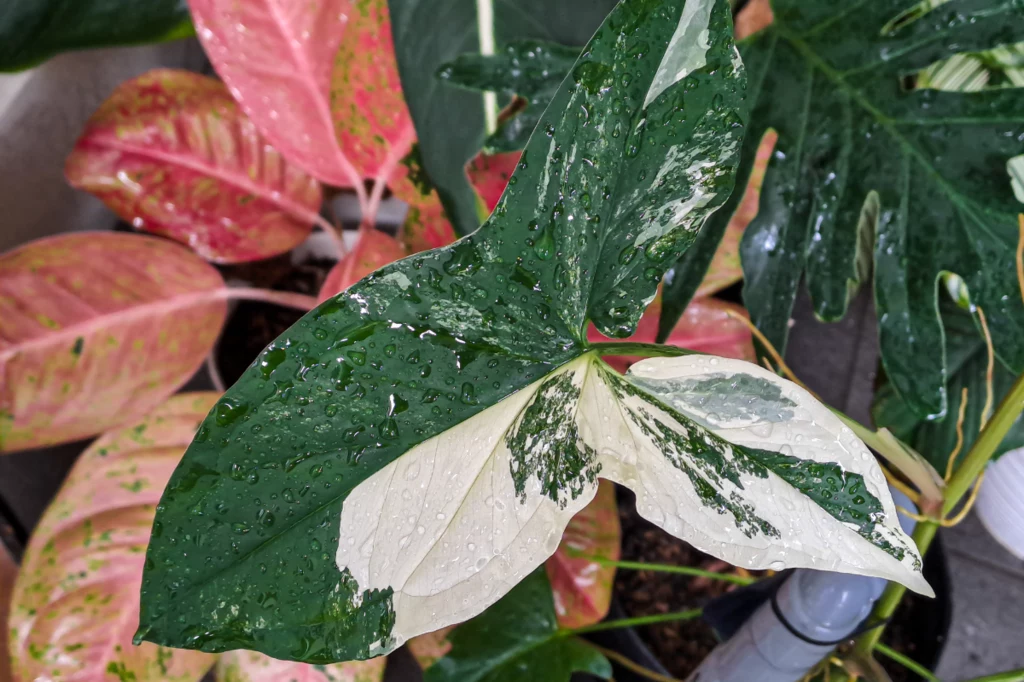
[337,354,930,653]
[644,0,715,108]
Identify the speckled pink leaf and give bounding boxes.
[217,650,385,682]
[318,227,409,302]
[590,298,756,373]
[467,151,521,214]
[190,0,363,188]
[329,0,456,251]
[7,393,220,682]
[1,542,14,682]
[0,232,227,453]
[545,480,620,629]
[66,70,323,264]
[694,131,778,298]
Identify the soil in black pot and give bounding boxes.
[614,490,946,682]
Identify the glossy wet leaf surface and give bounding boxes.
[388,0,620,237]
[439,40,583,154]
[0,0,192,72]
[7,393,219,682]
[0,233,226,453]
[66,70,323,264]
[661,0,1024,419]
[139,0,751,661]
[422,569,611,682]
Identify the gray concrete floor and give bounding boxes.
[2,288,1023,681]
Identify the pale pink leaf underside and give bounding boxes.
[319,226,409,302]
[0,232,227,453]
[190,0,363,189]
[545,480,621,629]
[216,649,386,682]
[7,393,220,682]
[66,70,323,264]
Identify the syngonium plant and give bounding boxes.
[134,0,931,669]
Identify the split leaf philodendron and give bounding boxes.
[660,0,1024,420]
[138,0,929,665]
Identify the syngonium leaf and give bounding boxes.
[138,0,927,665]
[0,233,227,453]
[659,0,1024,420]
[422,569,612,682]
[0,0,193,72]
[66,70,324,264]
[438,40,583,154]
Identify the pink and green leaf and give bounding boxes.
[467,152,521,214]
[189,0,362,189]
[66,70,323,264]
[545,480,620,629]
[319,226,409,301]
[0,232,227,453]
[7,393,220,682]
[217,650,385,682]
[1,539,14,681]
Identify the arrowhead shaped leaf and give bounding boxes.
[7,393,219,682]
[422,569,611,682]
[66,70,324,264]
[138,0,926,665]
[0,0,193,72]
[662,0,1024,419]
[0,233,226,453]
[216,650,385,682]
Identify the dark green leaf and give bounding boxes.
[423,569,611,682]
[874,303,1024,474]
[138,0,747,663]
[0,0,193,72]
[438,40,582,154]
[388,0,620,237]
[660,0,1024,418]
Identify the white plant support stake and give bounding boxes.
[687,488,919,682]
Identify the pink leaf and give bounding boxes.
[695,131,779,298]
[590,298,756,374]
[190,0,364,189]
[318,227,409,302]
[407,628,454,671]
[66,70,323,264]
[7,393,220,682]
[1,541,14,682]
[0,232,227,453]
[216,650,385,682]
[467,151,521,214]
[545,480,621,629]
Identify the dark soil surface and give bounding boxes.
[614,491,946,682]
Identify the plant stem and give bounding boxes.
[874,643,940,681]
[588,643,683,682]
[570,554,754,586]
[943,370,1024,514]
[226,287,319,312]
[568,608,703,636]
[963,669,1024,682]
[475,0,498,135]
[590,342,700,359]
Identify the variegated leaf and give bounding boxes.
[7,393,219,682]
[1,538,14,681]
[0,233,226,453]
[66,70,324,264]
[216,650,385,682]
[138,0,926,664]
[189,0,363,188]
[319,228,409,302]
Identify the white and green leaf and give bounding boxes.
[138,0,927,666]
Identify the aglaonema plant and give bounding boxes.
[135,0,931,672]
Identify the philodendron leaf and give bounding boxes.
[0,0,193,72]
[438,40,582,154]
[66,70,324,264]
[423,569,611,682]
[7,393,219,681]
[662,0,1024,419]
[138,0,926,664]
[389,0,619,237]
[546,480,620,629]
[0,233,226,453]
[216,650,385,682]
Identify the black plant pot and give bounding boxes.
[584,538,953,682]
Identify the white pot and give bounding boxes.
[976,447,1024,560]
